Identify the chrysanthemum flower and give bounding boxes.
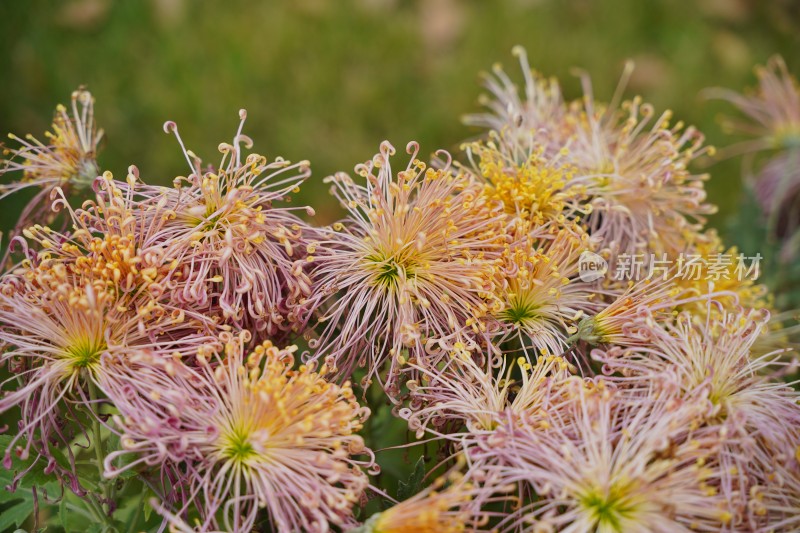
[475,380,734,532]
[21,171,181,297]
[711,55,800,261]
[401,351,575,439]
[594,308,799,450]
[307,141,504,395]
[711,55,800,155]
[464,134,588,225]
[751,153,800,259]
[492,220,598,357]
[102,333,375,532]
[0,175,220,482]
[463,46,570,159]
[0,89,103,235]
[0,263,216,475]
[594,307,800,525]
[464,48,715,257]
[568,277,683,346]
[565,89,716,256]
[357,469,502,533]
[134,111,315,337]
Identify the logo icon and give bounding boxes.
[578,251,608,282]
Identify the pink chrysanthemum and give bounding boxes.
[0,89,103,236]
[565,86,716,256]
[471,380,734,532]
[401,351,575,440]
[711,56,800,261]
[0,264,217,477]
[492,221,599,358]
[0,175,220,483]
[307,141,504,395]
[102,332,376,532]
[711,55,800,155]
[594,308,798,448]
[463,46,570,159]
[568,277,684,347]
[464,48,716,256]
[594,307,800,526]
[132,110,316,337]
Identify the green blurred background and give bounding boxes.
[1,0,798,233]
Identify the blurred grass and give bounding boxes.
[1,0,798,234]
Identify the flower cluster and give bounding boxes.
[0,50,798,532]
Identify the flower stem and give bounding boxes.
[87,379,116,531]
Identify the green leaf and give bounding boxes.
[58,497,69,531]
[0,436,69,491]
[143,497,153,522]
[104,435,137,481]
[0,496,34,531]
[396,455,426,501]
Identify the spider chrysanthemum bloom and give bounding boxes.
[0,89,103,235]
[102,333,375,532]
[358,469,502,533]
[401,350,575,441]
[478,381,734,533]
[493,221,598,357]
[594,308,800,455]
[464,134,589,225]
[135,111,315,337]
[0,260,217,476]
[712,55,800,154]
[0,171,220,475]
[751,153,800,259]
[463,46,570,159]
[565,86,717,256]
[568,277,684,347]
[594,307,800,526]
[308,141,504,394]
[20,171,184,299]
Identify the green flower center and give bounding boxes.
[64,337,107,371]
[500,299,540,326]
[365,251,419,290]
[220,429,256,464]
[580,485,639,532]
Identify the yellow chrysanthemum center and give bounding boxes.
[477,144,581,223]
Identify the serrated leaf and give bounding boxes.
[397,455,425,501]
[0,496,34,531]
[0,435,70,491]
